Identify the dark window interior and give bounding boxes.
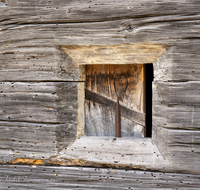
[145,63,154,137]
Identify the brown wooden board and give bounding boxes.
[85,64,145,137]
[85,89,145,126]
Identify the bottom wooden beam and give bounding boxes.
[0,165,200,189]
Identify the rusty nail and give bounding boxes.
[115,96,121,138]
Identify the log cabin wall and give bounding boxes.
[0,0,200,177]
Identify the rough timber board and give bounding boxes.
[0,0,200,177]
[153,81,200,106]
[0,82,78,123]
[63,44,166,65]
[85,64,145,137]
[0,165,200,189]
[151,80,200,173]
[0,82,78,160]
[0,46,80,82]
[153,103,200,130]
[152,81,200,131]
[0,21,200,81]
[153,127,200,174]
[85,90,145,126]
[0,121,77,162]
[1,0,200,23]
[59,137,170,172]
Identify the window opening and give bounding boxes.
[84,64,148,137]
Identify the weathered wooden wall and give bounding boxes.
[0,0,200,182]
[0,82,78,162]
[1,165,200,189]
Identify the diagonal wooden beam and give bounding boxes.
[85,89,145,127]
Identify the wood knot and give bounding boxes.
[125,24,134,32]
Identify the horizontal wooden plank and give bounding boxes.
[0,82,78,123]
[0,31,200,83]
[0,82,78,159]
[85,89,145,126]
[0,165,200,189]
[154,128,200,173]
[154,43,200,82]
[63,44,167,65]
[1,0,200,24]
[0,120,76,162]
[0,18,200,81]
[0,46,80,81]
[153,81,200,106]
[153,104,200,130]
[1,19,200,46]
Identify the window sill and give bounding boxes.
[58,136,169,171]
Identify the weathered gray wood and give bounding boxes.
[153,81,200,106]
[59,136,200,174]
[1,0,200,24]
[162,44,200,82]
[59,137,171,172]
[0,46,80,81]
[0,120,78,162]
[0,0,200,177]
[85,100,144,137]
[153,104,200,130]
[0,21,200,81]
[1,165,200,189]
[0,82,78,160]
[0,121,57,162]
[153,127,200,174]
[0,82,78,123]
[152,80,200,173]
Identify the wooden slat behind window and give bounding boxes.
[85,64,145,137]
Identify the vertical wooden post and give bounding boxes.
[115,96,121,137]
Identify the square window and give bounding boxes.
[84,64,153,138]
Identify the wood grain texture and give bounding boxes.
[0,46,80,81]
[85,65,145,137]
[1,0,200,24]
[0,19,200,81]
[1,165,200,189]
[0,82,78,160]
[153,81,200,107]
[0,0,200,176]
[59,137,169,171]
[153,127,200,174]
[152,81,200,173]
[0,82,78,123]
[85,89,145,126]
[63,44,167,65]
